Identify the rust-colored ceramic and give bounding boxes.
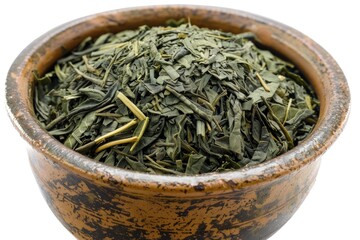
[6,5,350,240]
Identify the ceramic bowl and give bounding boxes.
[6,5,350,240]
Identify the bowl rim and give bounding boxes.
[5,5,350,193]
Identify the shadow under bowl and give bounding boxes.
[6,5,350,240]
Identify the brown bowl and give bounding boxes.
[5,5,350,240]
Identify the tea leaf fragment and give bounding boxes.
[34,21,319,175]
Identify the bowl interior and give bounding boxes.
[6,5,350,192]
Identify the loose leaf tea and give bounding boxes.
[34,21,319,175]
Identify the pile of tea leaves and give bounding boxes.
[34,21,319,175]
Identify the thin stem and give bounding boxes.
[95,104,116,113]
[155,141,175,147]
[95,119,138,143]
[144,155,183,175]
[154,95,162,111]
[130,117,149,152]
[69,62,104,86]
[117,92,146,120]
[197,98,215,112]
[45,113,66,130]
[113,149,138,161]
[165,85,212,123]
[256,72,270,92]
[101,51,120,87]
[82,55,99,74]
[211,90,227,107]
[261,96,294,148]
[95,113,122,118]
[283,98,292,124]
[95,136,138,153]
[75,119,138,153]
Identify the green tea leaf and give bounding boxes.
[64,111,97,148]
[163,65,180,80]
[185,154,206,175]
[286,108,314,125]
[79,87,105,100]
[34,22,319,175]
[229,101,243,155]
[247,82,280,104]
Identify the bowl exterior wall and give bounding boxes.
[29,146,320,240]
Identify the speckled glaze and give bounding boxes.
[6,5,350,240]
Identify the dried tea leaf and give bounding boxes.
[229,101,243,155]
[64,111,97,148]
[247,82,280,104]
[185,154,206,175]
[34,21,319,175]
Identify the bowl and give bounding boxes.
[5,5,350,240]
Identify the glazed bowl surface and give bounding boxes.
[6,5,350,240]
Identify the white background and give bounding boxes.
[0,1,358,239]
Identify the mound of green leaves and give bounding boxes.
[34,22,319,175]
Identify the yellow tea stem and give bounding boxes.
[256,72,270,92]
[130,117,149,152]
[95,119,138,143]
[117,92,146,120]
[95,136,138,153]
